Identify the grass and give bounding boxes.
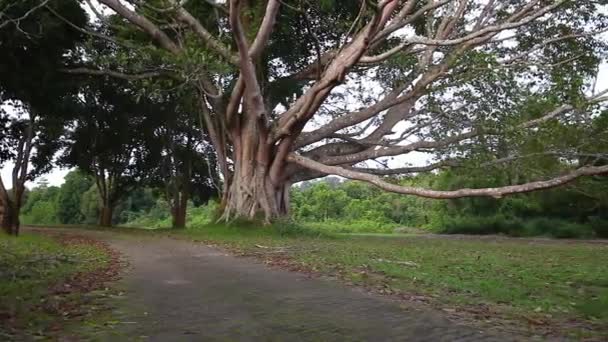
[27,222,608,338]
[173,223,608,339]
[0,233,110,339]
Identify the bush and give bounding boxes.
[271,220,329,238]
[522,218,594,239]
[440,215,523,236]
[187,201,219,227]
[588,217,608,238]
[440,215,594,239]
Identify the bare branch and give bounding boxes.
[0,0,50,29]
[274,1,400,140]
[62,67,177,80]
[249,0,280,59]
[97,0,181,54]
[502,27,608,65]
[45,5,140,50]
[228,0,266,118]
[289,154,608,199]
[402,1,564,47]
[350,160,459,175]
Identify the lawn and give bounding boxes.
[0,232,111,339]
[175,224,608,339]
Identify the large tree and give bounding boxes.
[63,0,608,223]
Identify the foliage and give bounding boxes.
[291,178,434,230]
[56,171,94,224]
[0,0,86,105]
[20,170,161,227]
[20,185,60,225]
[439,215,600,239]
[60,77,156,205]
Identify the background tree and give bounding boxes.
[61,77,155,227]
[56,170,94,224]
[0,0,85,235]
[0,102,68,235]
[20,183,60,225]
[143,91,219,228]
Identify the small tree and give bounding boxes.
[61,78,154,227]
[143,92,219,228]
[0,0,86,234]
[57,170,94,224]
[0,104,64,235]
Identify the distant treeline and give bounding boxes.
[21,168,608,239]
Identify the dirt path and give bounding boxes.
[51,229,510,341]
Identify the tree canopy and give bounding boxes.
[58,0,608,222]
[1,0,608,231]
[0,0,87,234]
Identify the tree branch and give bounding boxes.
[249,0,280,59]
[349,160,459,175]
[289,154,608,199]
[97,0,181,54]
[174,6,239,64]
[62,67,178,80]
[0,0,50,29]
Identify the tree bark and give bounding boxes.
[172,206,187,228]
[222,175,290,223]
[171,192,188,229]
[221,157,291,223]
[1,204,19,236]
[99,205,113,227]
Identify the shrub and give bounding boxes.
[440,215,594,239]
[187,201,219,227]
[440,215,522,236]
[271,220,329,238]
[587,217,608,238]
[522,218,594,239]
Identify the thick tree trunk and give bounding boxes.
[99,205,113,227]
[221,167,290,223]
[212,98,296,223]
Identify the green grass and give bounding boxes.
[0,233,110,338]
[28,222,608,338]
[174,223,608,338]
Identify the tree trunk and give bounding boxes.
[215,105,294,223]
[221,166,291,223]
[172,205,187,229]
[99,205,113,227]
[171,192,188,229]
[1,202,19,236]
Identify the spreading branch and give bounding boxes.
[289,154,608,199]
